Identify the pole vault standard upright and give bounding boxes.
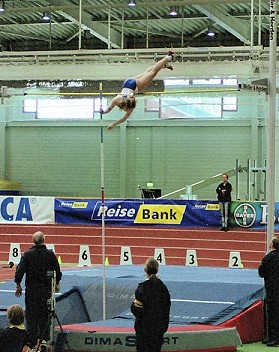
[99,82,106,320]
[266,0,277,251]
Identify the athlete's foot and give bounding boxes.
[164,62,174,71]
[168,50,175,61]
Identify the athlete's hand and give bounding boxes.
[107,123,114,131]
[15,285,22,297]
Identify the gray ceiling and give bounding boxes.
[0,0,272,51]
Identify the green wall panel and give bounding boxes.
[2,120,274,200]
[6,125,120,197]
[126,125,252,199]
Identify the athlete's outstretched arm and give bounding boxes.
[102,96,119,114]
[107,108,134,130]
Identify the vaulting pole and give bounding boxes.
[78,0,82,50]
[266,0,277,251]
[99,82,106,320]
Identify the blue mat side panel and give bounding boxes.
[56,288,91,325]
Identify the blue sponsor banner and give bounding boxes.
[55,198,221,227]
[55,198,279,229]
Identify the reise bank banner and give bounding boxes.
[55,198,278,229]
[55,198,220,227]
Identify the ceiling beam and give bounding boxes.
[193,4,251,44]
[0,28,48,41]
[2,0,267,14]
[66,31,79,43]
[48,0,121,48]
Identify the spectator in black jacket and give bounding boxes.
[216,173,232,231]
[258,236,279,347]
[0,304,28,352]
[14,231,62,351]
[131,258,171,352]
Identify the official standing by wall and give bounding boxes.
[216,173,232,231]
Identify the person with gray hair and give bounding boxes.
[14,231,62,352]
[131,258,170,352]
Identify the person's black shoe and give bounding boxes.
[220,227,225,231]
[40,340,48,352]
[266,340,279,347]
[224,227,229,231]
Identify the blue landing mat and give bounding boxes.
[0,266,264,329]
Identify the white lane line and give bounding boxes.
[171,299,235,305]
[0,290,62,297]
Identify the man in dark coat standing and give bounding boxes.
[258,236,279,347]
[131,258,171,352]
[216,173,232,231]
[14,231,62,351]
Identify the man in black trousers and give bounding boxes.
[258,236,279,347]
[131,258,171,352]
[216,173,232,231]
[14,231,62,352]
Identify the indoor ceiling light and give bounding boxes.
[42,11,51,21]
[0,1,5,13]
[169,6,178,16]
[128,0,136,8]
[207,26,215,37]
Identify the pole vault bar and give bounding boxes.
[1,87,241,101]
[25,88,240,96]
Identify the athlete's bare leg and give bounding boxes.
[133,66,155,80]
[135,54,173,91]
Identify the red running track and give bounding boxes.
[0,224,269,268]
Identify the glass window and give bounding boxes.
[23,99,37,113]
[223,78,238,86]
[36,99,94,119]
[192,78,222,85]
[222,96,237,111]
[160,96,222,118]
[145,98,160,112]
[23,98,108,119]
[164,79,190,87]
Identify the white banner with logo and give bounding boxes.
[0,196,54,224]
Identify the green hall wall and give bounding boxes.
[0,91,278,200]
